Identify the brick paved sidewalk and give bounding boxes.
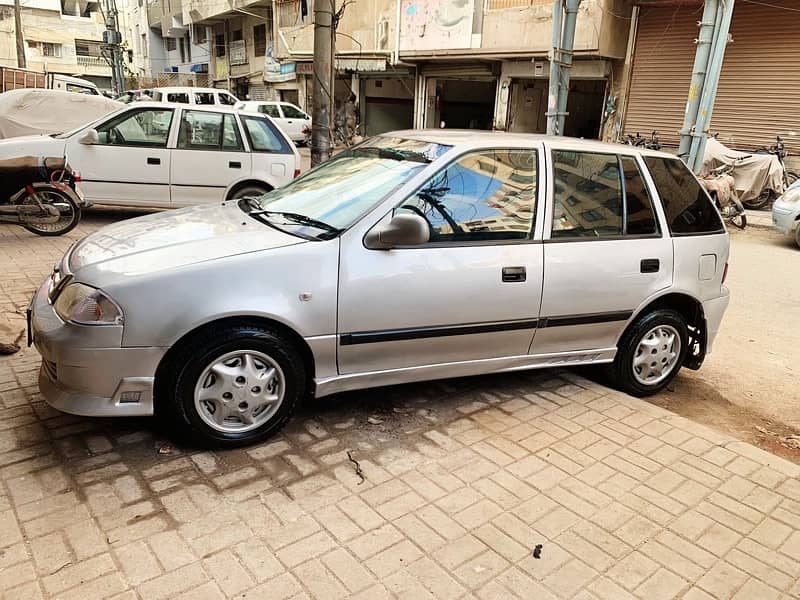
[1,213,799,600]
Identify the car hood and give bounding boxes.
[69,202,307,278]
[0,134,65,159]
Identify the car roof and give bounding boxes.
[384,130,676,159]
[151,87,230,93]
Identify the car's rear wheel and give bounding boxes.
[160,323,304,448]
[608,309,688,397]
[229,185,268,201]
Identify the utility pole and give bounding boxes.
[545,0,580,135]
[102,0,126,94]
[311,0,334,166]
[13,0,26,68]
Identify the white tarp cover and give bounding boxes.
[0,89,123,139]
[701,137,784,203]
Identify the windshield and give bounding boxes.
[246,137,451,239]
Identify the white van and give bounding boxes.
[149,87,240,107]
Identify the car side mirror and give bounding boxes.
[365,212,430,250]
[78,129,99,145]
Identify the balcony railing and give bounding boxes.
[76,55,109,69]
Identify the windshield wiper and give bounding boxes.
[249,209,342,236]
[352,147,432,164]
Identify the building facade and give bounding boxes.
[0,0,113,89]
[618,0,800,154]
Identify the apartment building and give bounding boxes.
[0,0,113,89]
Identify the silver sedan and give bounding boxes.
[30,131,730,447]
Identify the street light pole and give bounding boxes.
[14,0,26,68]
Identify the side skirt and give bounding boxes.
[313,347,617,398]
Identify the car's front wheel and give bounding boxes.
[794,224,800,249]
[161,324,305,448]
[608,309,688,397]
[229,185,268,201]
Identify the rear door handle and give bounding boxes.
[147,157,160,165]
[502,266,526,282]
[640,258,660,273]
[229,161,241,169]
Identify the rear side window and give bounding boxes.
[552,151,623,238]
[281,104,306,119]
[166,92,189,103]
[241,115,292,153]
[259,104,280,118]
[644,156,724,235]
[551,151,660,239]
[194,92,215,105]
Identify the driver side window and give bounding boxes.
[399,149,537,243]
[95,108,173,147]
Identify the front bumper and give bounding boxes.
[30,277,165,417]
[772,200,799,235]
[703,287,731,354]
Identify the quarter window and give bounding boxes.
[400,149,537,243]
[95,108,173,147]
[177,110,243,151]
[219,93,238,106]
[644,156,724,235]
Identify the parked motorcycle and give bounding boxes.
[700,159,747,229]
[0,157,83,236]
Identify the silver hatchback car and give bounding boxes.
[29,132,731,447]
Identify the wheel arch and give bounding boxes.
[226,179,274,200]
[154,315,317,407]
[623,292,707,370]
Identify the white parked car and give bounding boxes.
[0,103,300,208]
[773,178,800,248]
[135,87,240,107]
[28,132,730,447]
[236,101,311,143]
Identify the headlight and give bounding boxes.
[53,283,124,325]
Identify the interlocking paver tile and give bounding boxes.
[2,213,800,598]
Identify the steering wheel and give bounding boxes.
[108,127,124,145]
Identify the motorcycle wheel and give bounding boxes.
[743,190,772,210]
[20,188,81,237]
[729,213,746,230]
[786,170,800,187]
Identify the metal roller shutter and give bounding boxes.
[624,1,800,153]
[421,63,495,79]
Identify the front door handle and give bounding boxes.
[147,157,160,165]
[640,258,660,273]
[229,161,241,169]
[502,266,526,282]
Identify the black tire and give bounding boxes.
[158,323,305,448]
[729,213,746,230]
[743,191,772,210]
[786,170,799,187]
[228,185,268,200]
[21,188,81,236]
[608,309,689,397]
[795,225,800,250]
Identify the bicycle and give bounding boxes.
[744,135,800,209]
[624,131,661,151]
